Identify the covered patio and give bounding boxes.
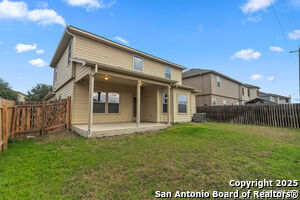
[71,62,177,138]
[72,122,170,138]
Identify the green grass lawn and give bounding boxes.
[0,122,299,199]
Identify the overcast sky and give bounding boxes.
[0,0,300,102]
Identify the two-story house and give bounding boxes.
[259,92,291,104]
[182,69,260,106]
[47,26,197,137]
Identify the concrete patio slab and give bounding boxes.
[71,122,170,138]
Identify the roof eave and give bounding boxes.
[49,26,73,68]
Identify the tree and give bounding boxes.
[26,83,52,101]
[0,78,18,101]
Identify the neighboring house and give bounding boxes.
[245,97,275,104]
[49,25,197,137]
[259,92,291,104]
[182,69,260,106]
[14,91,26,101]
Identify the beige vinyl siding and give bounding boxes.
[54,80,74,100]
[74,35,182,83]
[141,86,159,122]
[75,63,91,82]
[72,80,136,124]
[172,69,182,85]
[53,45,73,91]
[191,93,196,114]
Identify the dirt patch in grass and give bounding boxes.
[35,130,79,143]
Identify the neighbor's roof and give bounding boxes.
[14,91,26,96]
[259,91,290,99]
[245,97,276,104]
[243,84,260,89]
[182,69,260,89]
[182,69,243,85]
[50,25,186,70]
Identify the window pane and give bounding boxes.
[162,93,168,113]
[134,56,142,71]
[178,104,187,113]
[163,104,168,113]
[165,73,171,79]
[165,66,171,79]
[93,102,105,113]
[108,93,119,103]
[217,76,220,88]
[108,103,119,113]
[93,92,106,102]
[178,95,187,105]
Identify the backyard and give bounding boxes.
[0,122,299,199]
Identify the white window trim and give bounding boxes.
[162,93,168,114]
[133,56,143,71]
[177,94,188,114]
[93,90,121,114]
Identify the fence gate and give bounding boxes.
[11,98,71,139]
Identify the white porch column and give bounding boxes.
[136,80,141,127]
[167,85,171,125]
[88,74,94,136]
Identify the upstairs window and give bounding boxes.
[67,40,72,65]
[93,91,106,113]
[242,88,245,96]
[162,93,168,113]
[165,66,171,79]
[133,56,143,71]
[178,95,187,113]
[217,76,221,88]
[223,100,227,105]
[108,93,120,113]
[248,89,250,97]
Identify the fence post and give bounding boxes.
[11,106,17,138]
[41,101,46,135]
[2,104,8,151]
[66,97,71,130]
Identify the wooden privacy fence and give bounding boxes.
[197,104,300,128]
[0,98,71,151]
